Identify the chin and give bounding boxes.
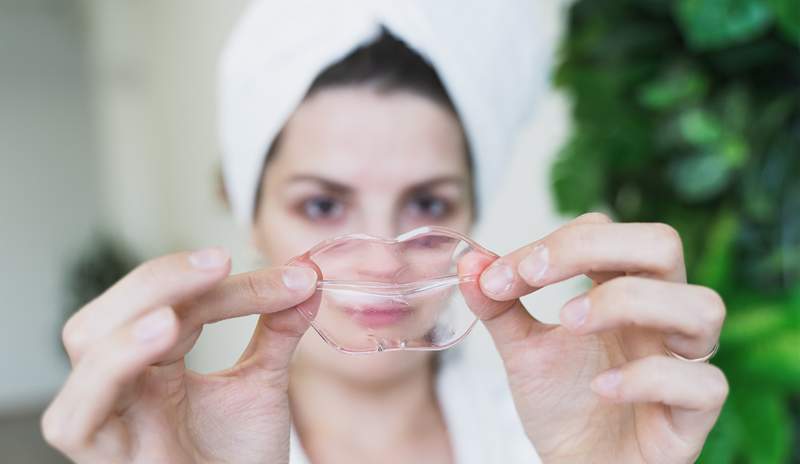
[292,331,434,387]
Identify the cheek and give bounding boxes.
[448,215,473,236]
[399,202,473,236]
[441,206,473,232]
[255,202,330,264]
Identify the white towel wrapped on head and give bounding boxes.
[218,0,554,224]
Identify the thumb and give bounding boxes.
[458,251,546,350]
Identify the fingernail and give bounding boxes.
[560,296,589,330]
[134,308,173,343]
[282,267,317,291]
[481,262,515,296]
[189,247,228,270]
[518,245,548,285]
[591,369,621,397]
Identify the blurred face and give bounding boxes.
[252,86,473,385]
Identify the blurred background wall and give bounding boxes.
[0,0,98,413]
[0,1,572,460]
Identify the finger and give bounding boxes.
[458,250,547,352]
[233,308,315,378]
[515,211,622,282]
[590,356,728,445]
[151,265,318,366]
[474,211,610,302]
[480,221,686,301]
[566,211,616,227]
[559,277,725,359]
[63,248,230,362]
[42,307,179,456]
[180,265,318,329]
[229,260,321,375]
[564,212,623,283]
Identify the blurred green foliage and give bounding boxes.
[64,235,138,321]
[554,0,800,462]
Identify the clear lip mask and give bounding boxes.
[287,226,496,354]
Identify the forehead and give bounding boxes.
[267,87,469,187]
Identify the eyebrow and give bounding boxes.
[286,175,352,195]
[286,174,467,195]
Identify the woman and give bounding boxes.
[42,1,727,463]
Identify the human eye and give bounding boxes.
[298,195,346,224]
[406,193,452,220]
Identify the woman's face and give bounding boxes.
[252,86,472,385]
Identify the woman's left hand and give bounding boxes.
[460,213,728,464]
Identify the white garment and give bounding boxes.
[288,324,541,463]
[218,0,553,224]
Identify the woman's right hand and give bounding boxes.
[41,248,318,463]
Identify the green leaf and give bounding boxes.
[679,109,724,146]
[551,134,605,214]
[719,84,752,133]
[669,152,734,201]
[721,303,794,347]
[637,65,709,110]
[675,0,773,50]
[677,109,750,169]
[719,135,749,167]
[740,328,800,388]
[732,389,792,464]
[698,401,743,464]
[767,0,800,44]
[693,210,739,290]
[751,96,798,146]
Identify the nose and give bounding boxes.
[360,215,398,241]
[355,240,408,282]
[348,202,409,281]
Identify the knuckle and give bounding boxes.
[244,271,279,302]
[61,317,83,354]
[653,222,682,244]
[698,286,726,328]
[134,251,194,287]
[132,259,164,289]
[604,275,640,295]
[590,277,620,306]
[650,223,684,271]
[685,286,725,339]
[40,408,61,445]
[705,366,730,405]
[579,211,613,224]
[599,276,641,309]
[41,409,84,452]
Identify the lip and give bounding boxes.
[343,302,411,328]
[287,226,497,353]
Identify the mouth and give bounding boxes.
[342,301,412,328]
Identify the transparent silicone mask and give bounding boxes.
[287,226,496,354]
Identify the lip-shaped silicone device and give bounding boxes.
[287,226,496,354]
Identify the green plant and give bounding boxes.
[63,234,138,321]
[553,0,800,462]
